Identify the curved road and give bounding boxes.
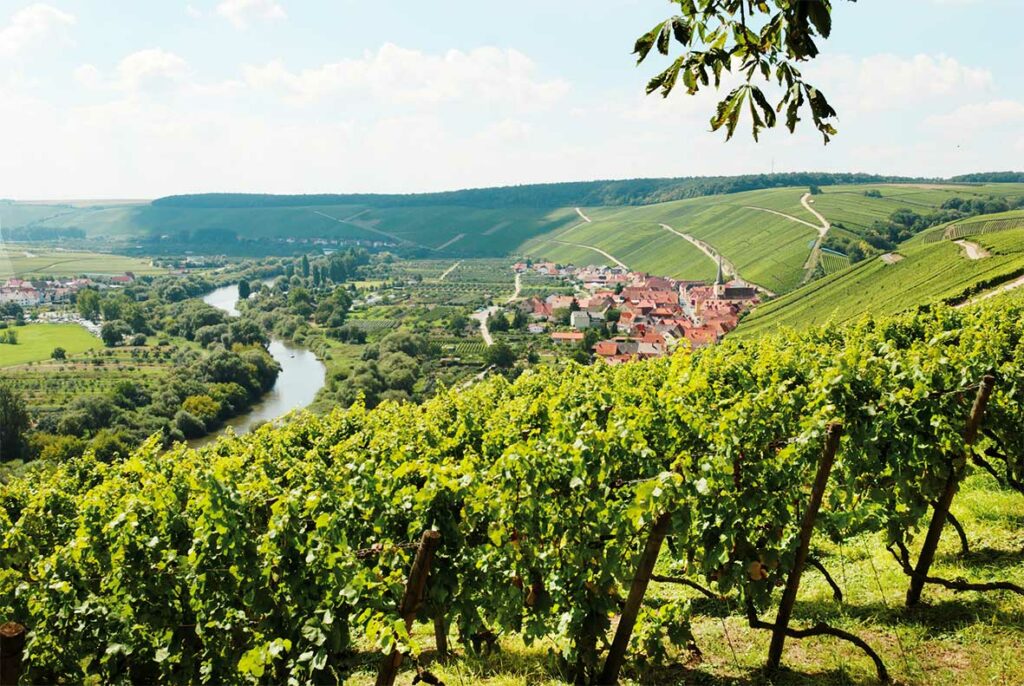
[743,193,832,283]
[954,239,991,260]
[550,239,628,270]
[658,223,777,297]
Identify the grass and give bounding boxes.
[333,472,1023,685]
[0,244,163,278]
[736,229,1024,337]
[0,323,101,368]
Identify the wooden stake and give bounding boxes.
[375,531,442,686]
[907,374,995,607]
[0,622,26,686]
[433,614,448,662]
[597,511,672,686]
[767,422,842,672]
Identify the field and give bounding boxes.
[0,323,101,367]
[737,229,1024,336]
[0,244,163,278]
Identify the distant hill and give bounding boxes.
[153,173,940,209]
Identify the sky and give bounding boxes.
[0,0,1022,199]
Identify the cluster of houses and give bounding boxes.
[0,273,134,307]
[513,260,760,364]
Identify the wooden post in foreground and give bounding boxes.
[433,615,449,662]
[598,511,673,686]
[0,622,26,686]
[375,530,442,686]
[907,374,995,607]
[767,423,843,672]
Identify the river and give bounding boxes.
[194,282,326,445]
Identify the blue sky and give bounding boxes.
[1,0,1021,198]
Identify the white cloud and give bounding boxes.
[926,100,1024,132]
[0,3,75,57]
[810,53,992,113]
[216,0,286,29]
[185,4,203,19]
[73,63,101,88]
[115,49,189,91]
[242,43,569,108]
[74,49,191,93]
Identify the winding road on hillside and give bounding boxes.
[743,193,832,283]
[550,239,629,270]
[658,223,777,297]
[958,274,1024,308]
[575,207,591,223]
[954,239,991,260]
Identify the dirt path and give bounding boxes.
[437,260,461,281]
[550,239,628,270]
[505,272,522,304]
[957,274,1024,308]
[575,207,592,223]
[745,193,832,284]
[471,307,498,346]
[658,223,777,297]
[800,194,831,237]
[954,239,991,260]
[435,233,465,251]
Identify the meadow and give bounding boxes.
[0,323,101,367]
[0,244,162,278]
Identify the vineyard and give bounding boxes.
[736,230,1024,337]
[2,345,180,412]
[3,291,1024,684]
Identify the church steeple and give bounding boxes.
[714,255,725,297]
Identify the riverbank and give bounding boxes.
[194,283,327,445]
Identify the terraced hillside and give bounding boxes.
[736,228,1024,337]
[5,181,1024,295]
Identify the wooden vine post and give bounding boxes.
[766,422,842,672]
[0,622,26,686]
[598,511,673,686]
[906,374,995,607]
[375,530,442,686]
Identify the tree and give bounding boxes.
[488,311,510,333]
[238,279,251,300]
[77,289,101,321]
[809,184,822,195]
[301,254,311,278]
[0,383,30,462]
[52,347,67,360]
[512,308,529,330]
[485,341,516,369]
[101,320,132,347]
[635,1,844,142]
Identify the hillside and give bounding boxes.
[4,178,1024,297]
[736,225,1024,336]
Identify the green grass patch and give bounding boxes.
[0,323,101,367]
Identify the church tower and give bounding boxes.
[714,255,726,297]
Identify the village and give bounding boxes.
[512,259,760,364]
[0,275,118,307]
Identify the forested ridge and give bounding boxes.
[153,172,963,210]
